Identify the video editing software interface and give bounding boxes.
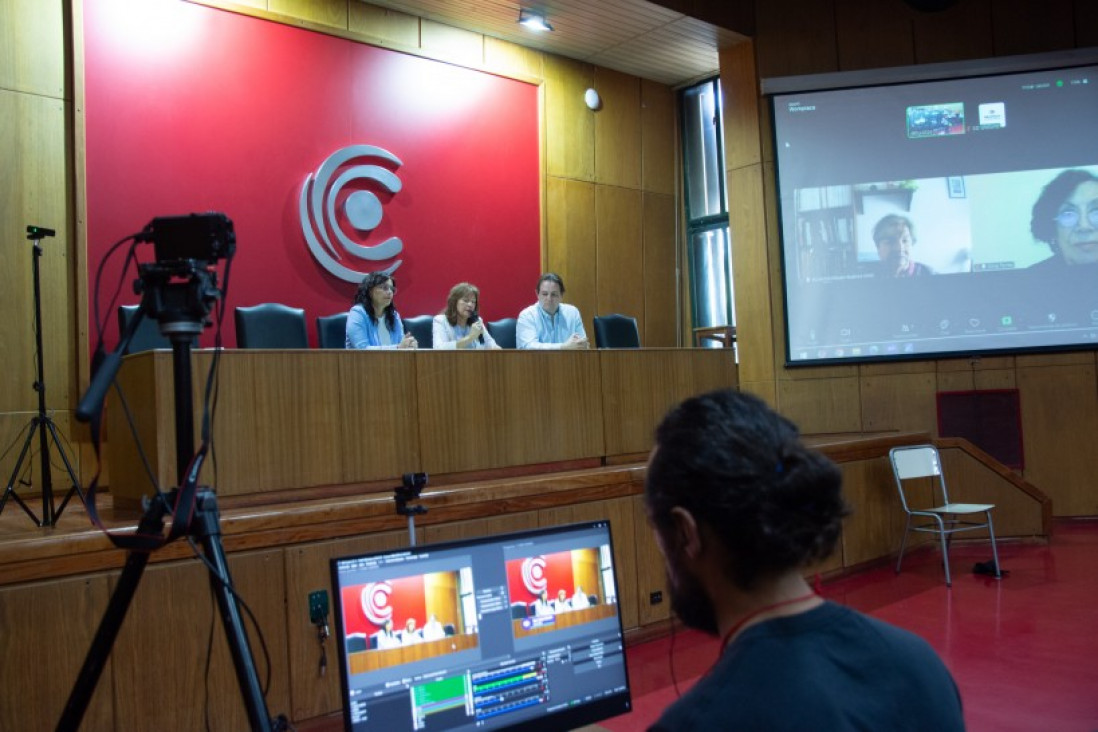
[330,521,632,732]
[772,58,1098,365]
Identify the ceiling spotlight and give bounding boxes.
[518,9,553,32]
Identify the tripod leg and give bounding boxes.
[193,492,274,732]
[0,419,43,525]
[56,501,166,732]
[45,417,85,524]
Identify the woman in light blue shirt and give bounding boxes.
[432,282,500,349]
[346,272,418,349]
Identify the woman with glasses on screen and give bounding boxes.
[346,272,418,349]
[1030,169,1098,268]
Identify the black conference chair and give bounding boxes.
[316,312,348,349]
[117,304,182,353]
[234,303,309,348]
[402,314,433,349]
[593,314,641,348]
[485,318,517,349]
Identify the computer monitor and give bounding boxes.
[330,520,632,732]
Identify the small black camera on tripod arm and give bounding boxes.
[395,472,428,545]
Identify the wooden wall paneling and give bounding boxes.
[1017,362,1098,516]
[939,448,1045,538]
[838,458,910,567]
[0,0,65,97]
[859,371,938,434]
[483,37,544,81]
[630,495,669,627]
[0,575,114,732]
[972,369,1017,391]
[753,0,839,79]
[420,19,483,67]
[284,531,406,721]
[935,369,975,394]
[725,165,773,385]
[777,376,863,435]
[833,0,915,71]
[593,68,641,190]
[417,352,604,474]
[990,0,1075,56]
[421,512,540,546]
[600,350,737,457]
[538,496,639,631]
[595,185,645,326]
[639,79,675,196]
[110,550,288,731]
[269,0,348,29]
[543,56,594,182]
[911,0,993,65]
[642,192,678,347]
[337,351,421,483]
[348,3,422,48]
[545,177,597,333]
[189,351,262,497]
[719,41,762,172]
[1015,351,1095,368]
[106,353,176,505]
[245,352,344,493]
[0,91,72,416]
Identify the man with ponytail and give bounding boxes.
[645,389,964,731]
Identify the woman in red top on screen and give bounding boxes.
[872,214,933,277]
[1029,169,1098,269]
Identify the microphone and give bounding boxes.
[470,311,485,344]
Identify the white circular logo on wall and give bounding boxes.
[300,145,404,282]
[521,556,548,595]
[359,581,394,625]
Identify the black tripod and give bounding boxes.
[0,225,84,526]
[60,214,283,731]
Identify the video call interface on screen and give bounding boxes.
[772,60,1098,365]
[329,521,632,732]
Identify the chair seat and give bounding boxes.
[929,503,995,514]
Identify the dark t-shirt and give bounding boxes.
[648,602,964,731]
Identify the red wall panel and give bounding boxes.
[84,0,540,348]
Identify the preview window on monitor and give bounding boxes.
[767,51,1098,365]
[330,521,632,732]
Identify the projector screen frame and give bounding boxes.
[765,48,1098,368]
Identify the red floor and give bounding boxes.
[604,518,1098,731]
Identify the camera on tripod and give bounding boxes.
[135,213,235,332]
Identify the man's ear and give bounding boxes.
[668,506,702,559]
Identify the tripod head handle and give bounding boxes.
[26,225,56,240]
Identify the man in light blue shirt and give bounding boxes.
[516,273,590,349]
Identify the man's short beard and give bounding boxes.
[666,549,720,637]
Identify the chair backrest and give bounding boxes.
[593,314,640,348]
[235,303,308,348]
[485,317,517,348]
[316,312,348,349]
[510,601,528,619]
[889,444,951,511]
[588,594,598,606]
[346,633,368,653]
[402,314,433,349]
[118,304,177,353]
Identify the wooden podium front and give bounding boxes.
[106,348,737,505]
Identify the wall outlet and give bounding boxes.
[649,590,663,605]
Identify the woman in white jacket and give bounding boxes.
[432,282,500,349]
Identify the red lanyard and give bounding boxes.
[718,591,818,657]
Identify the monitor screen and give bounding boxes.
[330,521,632,732]
[767,51,1098,365]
